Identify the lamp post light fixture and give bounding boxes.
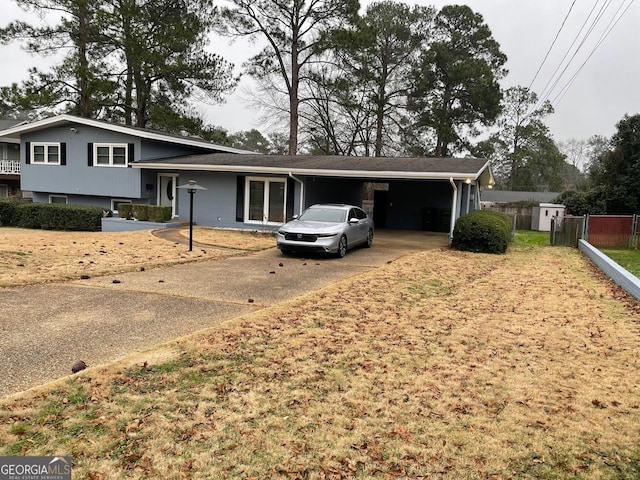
[177,179,207,251]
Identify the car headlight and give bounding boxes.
[315,233,338,238]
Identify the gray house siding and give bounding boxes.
[21,125,144,199]
[170,172,301,231]
[141,139,212,161]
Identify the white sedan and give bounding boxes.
[276,204,374,257]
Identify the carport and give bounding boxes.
[135,154,494,238]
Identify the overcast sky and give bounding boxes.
[2,0,639,143]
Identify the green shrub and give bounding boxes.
[148,205,172,223]
[120,204,171,222]
[132,204,150,221]
[117,203,133,219]
[0,199,20,226]
[452,210,513,254]
[10,203,103,231]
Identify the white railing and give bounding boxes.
[0,160,20,175]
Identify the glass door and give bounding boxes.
[245,177,286,225]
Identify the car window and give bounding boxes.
[355,208,367,220]
[299,208,347,223]
[348,209,358,220]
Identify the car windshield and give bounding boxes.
[298,208,347,223]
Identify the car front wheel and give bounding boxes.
[365,229,373,248]
[337,235,347,258]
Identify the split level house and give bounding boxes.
[0,114,495,238]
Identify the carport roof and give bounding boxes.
[134,153,494,184]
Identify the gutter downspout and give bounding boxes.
[288,172,304,216]
[449,177,458,244]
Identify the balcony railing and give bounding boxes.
[0,160,20,175]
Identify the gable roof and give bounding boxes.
[480,190,560,203]
[0,114,253,154]
[134,153,494,183]
[0,119,28,143]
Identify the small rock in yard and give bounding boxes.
[80,275,90,280]
[112,279,121,284]
[270,271,276,274]
[279,263,284,267]
[248,298,254,303]
[71,360,87,374]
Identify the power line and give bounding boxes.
[528,0,578,91]
[535,0,606,108]
[526,0,633,119]
[551,0,635,107]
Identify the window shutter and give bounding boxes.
[87,143,93,166]
[286,177,295,221]
[236,176,245,222]
[60,143,66,165]
[25,142,31,164]
[128,143,135,166]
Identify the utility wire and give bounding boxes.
[528,0,578,91]
[535,0,611,109]
[551,0,635,107]
[526,0,632,118]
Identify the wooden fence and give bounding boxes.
[551,216,585,247]
[551,214,639,248]
[586,215,638,248]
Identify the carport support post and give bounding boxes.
[177,180,207,252]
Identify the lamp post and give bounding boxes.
[177,179,207,251]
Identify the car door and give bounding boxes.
[349,208,367,244]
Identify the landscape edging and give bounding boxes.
[578,239,640,300]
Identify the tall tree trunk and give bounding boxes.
[288,37,299,155]
[75,1,91,117]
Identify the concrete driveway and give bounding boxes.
[0,230,447,397]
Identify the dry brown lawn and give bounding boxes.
[1,230,640,478]
[0,227,274,286]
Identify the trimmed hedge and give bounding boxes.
[452,210,513,254]
[0,200,103,231]
[118,203,172,223]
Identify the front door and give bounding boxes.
[158,174,178,217]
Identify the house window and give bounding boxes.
[93,144,128,167]
[0,185,7,198]
[111,199,132,213]
[244,177,286,224]
[49,194,67,204]
[32,143,61,164]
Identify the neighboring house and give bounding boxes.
[0,119,25,198]
[0,114,495,238]
[480,190,564,231]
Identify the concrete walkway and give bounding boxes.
[0,230,448,397]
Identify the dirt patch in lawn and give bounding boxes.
[2,242,640,478]
[0,227,275,286]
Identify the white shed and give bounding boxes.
[532,203,565,231]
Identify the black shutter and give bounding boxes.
[87,143,93,166]
[286,177,295,221]
[236,176,245,222]
[25,142,30,164]
[128,143,135,166]
[60,143,66,165]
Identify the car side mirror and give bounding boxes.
[349,218,359,224]
[292,215,299,219]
